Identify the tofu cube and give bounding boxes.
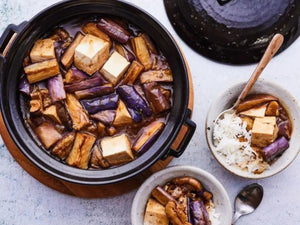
[113,100,133,126]
[239,104,267,118]
[101,134,134,165]
[144,199,169,225]
[74,34,110,75]
[251,117,278,147]
[30,39,55,63]
[100,51,130,85]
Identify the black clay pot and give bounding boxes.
[0,0,196,185]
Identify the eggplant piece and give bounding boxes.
[106,126,117,136]
[57,103,73,131]
[190,200,211,225]
[278,120,292,139]
[115,43,135,62]
[19,75,31,95]
[131,36,152,70]
[52,132,76,160]
[143,82,171,114]
[117,85,152,117]
[65,94,90,130]
[262,136,290,162]
[141,33,158,54]
[43,105,62,124]
[74,83,114,100]
[265,101,279,116]
[35,122,62,149]
[127,108,142,123]
[90,144,110,169]
[236,94,278,113]
[81,93,119,114]
[97,122,107,137]
[40,89,52,109]
[132,121,165,153]
[64,75,105,92]
[64,68,88,84]
[24,59,60,84]
[30,88,43,113]
[113,100,133,126]
[82,22,111,44]
[151,186,176,206]
[66,132,96,169]
[119,60,144,85]
[47,74,66,102]
[61,32,85,69]
[140,69,173,84]
[54,41,65,60]
[91,110,116,125]
[97,18,130,43]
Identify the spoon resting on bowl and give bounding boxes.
[213,33,284,145]
[232,183,264,224]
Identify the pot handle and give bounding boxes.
[0,22,27,58]
[161,109,196,160]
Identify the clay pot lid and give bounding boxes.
[164,0,300,64]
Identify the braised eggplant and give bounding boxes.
[19,16,173,170]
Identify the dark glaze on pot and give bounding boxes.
[164,0,300,64]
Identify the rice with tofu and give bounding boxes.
[213,112,269,174]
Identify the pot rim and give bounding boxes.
[0,0,191,185]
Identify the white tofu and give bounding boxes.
[100,51,130,85]
[144,199,169,225]
[239,104,267,118]
[30,39,55,63]
[74,34,109,75]
[251,116,278,147]
[113,100,133,126]
[101,134,134,165]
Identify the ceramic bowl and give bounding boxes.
[131,165,232,225]
[206,79,300,179]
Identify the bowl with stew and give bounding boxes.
[206,79,300,179]
[131,165,232,225]
[0,0,195,185]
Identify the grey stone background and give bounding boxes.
[0,0,299,224]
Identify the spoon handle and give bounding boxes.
[232,211,242,224]
[233,33,284,109]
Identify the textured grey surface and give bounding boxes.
[0,0,299,225]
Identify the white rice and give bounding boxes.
[207,201,220,225]
[213,112,269,174]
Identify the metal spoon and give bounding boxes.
[232,183,264,224]
[213,33,284,144]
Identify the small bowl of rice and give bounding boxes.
[205,79,300,179]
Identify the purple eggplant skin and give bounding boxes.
[64,68,89,84]
[135,123,165,154]
[127,108,142,123]
[278,120,291,139]
[48,74,66,102]
[54,41,65,60]
[117,85,152,117]
[64,75,105,92]
[91,110,116,125]
[187,197,193,224]
[190,200,210,225]
[81,93,119,114]
[97,19,130,43]
[262,136,290,162]
[122,43,135,62]
[19,75,31,95]
[74,84,114,100]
